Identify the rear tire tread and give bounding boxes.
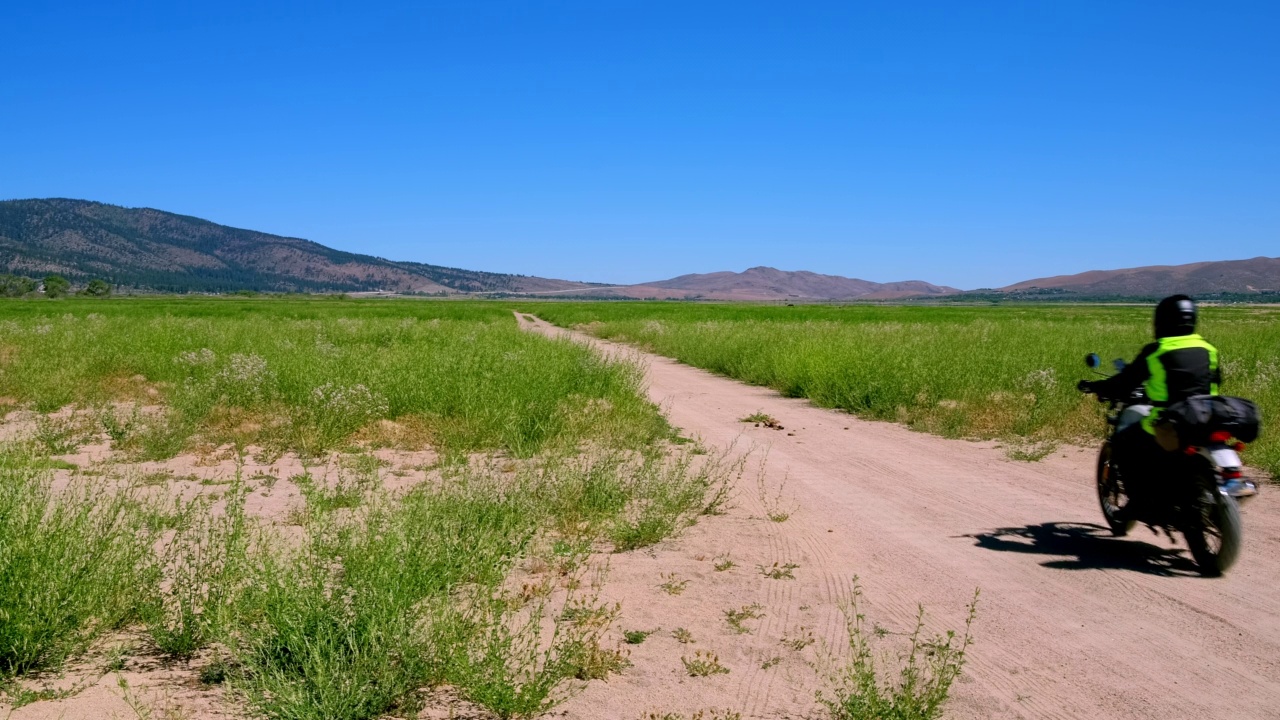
[1186,494,1242,577]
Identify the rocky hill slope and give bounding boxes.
[628,266,957,300]
[998,256,1280,297]
[0,199,596,294]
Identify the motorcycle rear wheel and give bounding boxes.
[1185,492,1242,577]
[1097,442,1135,537]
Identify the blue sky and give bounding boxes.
[3,1,1277,289]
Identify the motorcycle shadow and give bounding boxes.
[965,522,1201,577]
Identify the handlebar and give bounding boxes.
[1081,352,1142,404]
[1078,383,1146,405]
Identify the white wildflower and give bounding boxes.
[1019,367,1057,391]
[176,348,217,367]
[310,383,389,421]
[215,353,274,401]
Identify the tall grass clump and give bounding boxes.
[141,478,251,658]
[0,450,152,678]
[228,484,534,720]
[87,445,711,712]
[818,580,978,720]
[0,298,669,459]
[173,447,732,720]
[525,448,737,551]
[533,303,1280,478]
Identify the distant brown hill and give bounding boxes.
[559,266,958,301]
[0,199,598,294]
[1000,256,1280,297]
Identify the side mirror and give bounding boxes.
[1085,353,1100,369]
[1113,359,1127,372]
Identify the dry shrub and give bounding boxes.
[350,414,436,450]
[200,404,291,449]
[97,373,165,403]
[956,397,1021,438]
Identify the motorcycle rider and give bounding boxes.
[1077,295,1222,514]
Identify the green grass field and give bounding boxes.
[529,302,1280,479]
[0,297,731,720]
[0,297,668,459]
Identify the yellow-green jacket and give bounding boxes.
[1092,334,1220,434]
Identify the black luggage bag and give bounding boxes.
[1158,394,1262,448]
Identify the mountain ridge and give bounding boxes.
[997,256,1280,297]
[1,198,1276,300]
[0,198,599,294]
[632,266,957,300]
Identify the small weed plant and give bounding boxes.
[817,579,979,720]
[682,651,730,677]
[658,573,689,595]
[758,562,800,580]
[642,711,741,720]
[1,682,83,709]
[758,471,795,523]
[569,641,632,681]
[724,604,765,635]
[560,598,621,629]
[104,644,129,673]
[741,412,783,430]
[623,629,655,645]
[1006,439,1059,463]
[198,655,230,686]
[292,457,378,520]
[32,412,92,454]
[782,626,816,651]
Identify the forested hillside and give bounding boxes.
[0,199,595,294]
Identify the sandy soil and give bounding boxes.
[518,313,1280,720]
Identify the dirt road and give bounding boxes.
[520,314,1280,720]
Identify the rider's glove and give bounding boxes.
[1076,380,1096,394]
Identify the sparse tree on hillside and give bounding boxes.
[0,274,37,297]
[79,279,112,297]
[42,274,70,298]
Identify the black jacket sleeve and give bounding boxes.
[1092,343,1157,399]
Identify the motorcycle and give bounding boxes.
[1080,353,1255,576]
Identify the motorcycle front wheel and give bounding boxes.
[1097,442,1135,537]
[1185,492,1242,577]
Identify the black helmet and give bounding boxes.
[1154,294,1197,338]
